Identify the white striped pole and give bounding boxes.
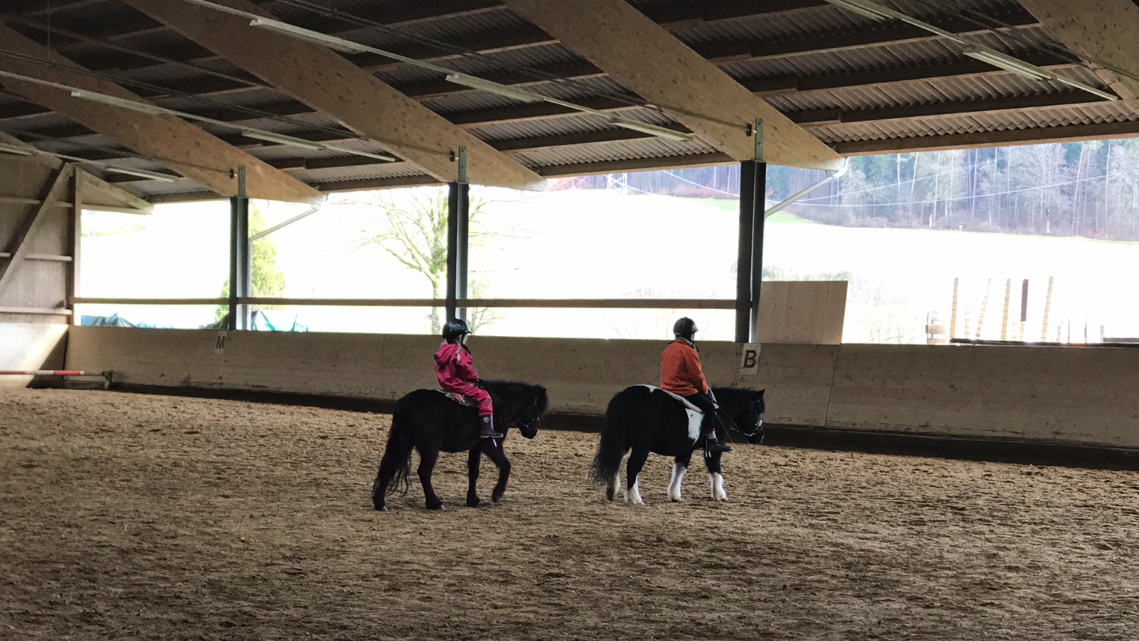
[0,370,111,389]
[0,370,103,376]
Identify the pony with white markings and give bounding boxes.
[590,385,765,504]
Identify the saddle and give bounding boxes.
[637,385,704,442]
[438,390,478,408]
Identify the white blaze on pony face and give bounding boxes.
[709,472,727,501]
[668,463,688,502]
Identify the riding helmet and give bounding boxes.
[442,318,471,343]
[673,317,698,340]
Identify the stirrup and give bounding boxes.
[705,439,733,454]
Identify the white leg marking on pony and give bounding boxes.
[608,473,620,499]
[668,463,688,502]
[710,472,727,502]
[629,475,643,505]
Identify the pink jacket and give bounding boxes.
[434,342,480,391]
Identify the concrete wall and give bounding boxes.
[0,323,67,388]
[757,281,847,345]
[66,327,1139,449]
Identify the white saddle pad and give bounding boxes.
[637,385,704,442]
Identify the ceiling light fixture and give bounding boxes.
[444,73,545,103]
[249,17,371,55]
[240,129,324,150]
[69,90,173,116]
[824,0,892,21]
[821,0,1117,101]
[610,119,692,142]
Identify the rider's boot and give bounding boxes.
[479,415,504,439]
[704,428,733,454]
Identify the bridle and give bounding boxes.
[483,385,542,433]
[714,401,764,438]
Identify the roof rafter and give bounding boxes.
[121,0,543,190]
[499,0,843,170]
[0,21,320,201]
[1018,0,1139,101]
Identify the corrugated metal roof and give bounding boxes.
[1,0,1135,201]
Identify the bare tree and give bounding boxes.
[339,187,502,333]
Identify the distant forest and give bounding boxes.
[553,139,1139,241]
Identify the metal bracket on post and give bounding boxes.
[457,146,468,184]
[750,119,764,162]
[237,166,247,198]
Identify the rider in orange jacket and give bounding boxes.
[661,317,732,454]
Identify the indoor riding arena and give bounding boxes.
[4,0,1139,639]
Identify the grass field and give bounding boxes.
[77,190,1139,342]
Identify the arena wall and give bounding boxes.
[65,327,1139,449]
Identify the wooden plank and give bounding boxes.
[0,165,72,298]
[1018,0,1139,100]
[0,306,72,316]
[0,196,71,208]
[0,22,321,202]
[536,153,735,178]
[76,169,154,213]
[123,0,545,190]
[0,253,72,262]
[457,299,736,309]
[500,0,843,171]
[71,297,229,305]
[794,91,1106,127]
[835,119,1139,155]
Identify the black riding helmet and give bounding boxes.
[442,318,471,343]
[673,317,698,341]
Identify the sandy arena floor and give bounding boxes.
[2,389,1139,640]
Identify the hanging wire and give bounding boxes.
[270,0,650,109]
[0,48,361,142]
[908,0,1139,87]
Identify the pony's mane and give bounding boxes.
[711,386,763,403]
[481,379,551,417]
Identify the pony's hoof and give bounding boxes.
[670,497,682,503]
[491,492,504,503]
[467,498,485,508]
[427,503,446,511]
[373,504,388,512]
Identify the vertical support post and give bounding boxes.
[735,119,765,343]
[950,277,959,339]
[1019,278,1029,341]
[70,168,83,326]
[1041,276,1054,341]
[446,148,469,324]
[228,166,250,331]
[1001,278,1012,340]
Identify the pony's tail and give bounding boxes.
[590,394,629,484]
[372,413,414,505]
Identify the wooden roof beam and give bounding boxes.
[500,0,843,170]
[1018,0,1139,101]
[794,90,1108,127]
[0,23,319,201]
[123,0,543,190]
[835,120,1139,155]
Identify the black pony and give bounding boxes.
[590,385,765,504]
[371,380,549,511]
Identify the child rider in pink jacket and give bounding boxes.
[435,319,503,439]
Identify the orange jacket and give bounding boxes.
[661,339,709,397]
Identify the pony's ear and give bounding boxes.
[756,389,766,396]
